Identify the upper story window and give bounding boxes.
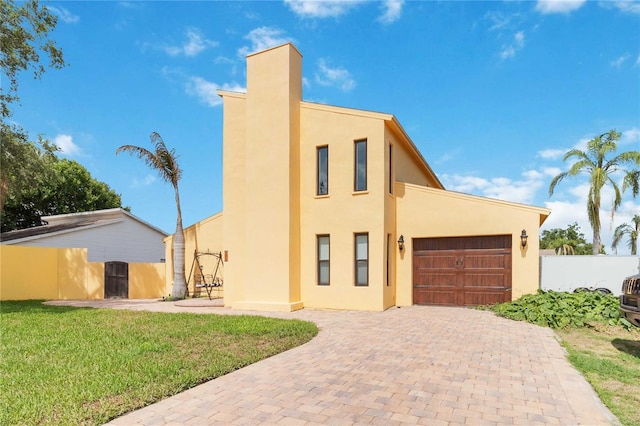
[388,143,393,194]
[317,146,328,196]
[354,139,367,192]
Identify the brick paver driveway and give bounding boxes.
[49,300,617,425]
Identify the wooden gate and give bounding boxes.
[104,261,128,299]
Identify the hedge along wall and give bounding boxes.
[0,245,167,300]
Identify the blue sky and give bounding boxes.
[11,0,640,253]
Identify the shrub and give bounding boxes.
[484,290,632,329]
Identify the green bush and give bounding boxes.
[484,290,632,329]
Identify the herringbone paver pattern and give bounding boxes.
[49,300,618,425]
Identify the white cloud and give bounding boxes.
[441,169,544,205]
[484,11,513,31]
[47,6,80,24]
[284,0,365,18]
[186,76,245,107]
[602,0,640,15]
[238,27,292,57]
[523,169,543,180]
[573,136,591,151]
[164,28,217,57]
[118,2,144,9]
[378,0,404,24]
[131,174,156,188]
[285,0,402,23]
[538,148,565,160]
[610,54,630,68]
[435,148,462,165]
[315,58,356,91]
[535,0,586,14]
[542,166,563,177]
[53,134,81,156]
[499,31,525,59]
[621,127,640,144]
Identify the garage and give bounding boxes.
[413,235,512,306]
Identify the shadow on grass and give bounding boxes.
[0,300,88,314]
[612,338,640,358]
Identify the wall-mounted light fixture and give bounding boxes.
[398,235,405,251]
[520,229,528,248]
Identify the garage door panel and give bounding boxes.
[414,235,511,251]
[463,290,509,306]
[414,289,456,305]
[414,253,456,269]
[463,253,509,270]
[463,273,510,287]
[413,236,512,307]
[414,272,456,286]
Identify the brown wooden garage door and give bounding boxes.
[413,235,512,306]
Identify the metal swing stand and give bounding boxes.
[186,250,224,300]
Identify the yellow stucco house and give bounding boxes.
[168,43,550,312]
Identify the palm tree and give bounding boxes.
[116,132,187,298]
[623,169,640,198]
[611,214,640,255]
[549,130,640,255]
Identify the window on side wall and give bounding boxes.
[388,143,393,194]
[354,139,367,192]
[386,234,390,286]
[317,235,330,285]
[355,233,368,286]
[317,146,328,196]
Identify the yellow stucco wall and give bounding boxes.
[299,105,389,310]
[220,92,247,307]
[220,44,304,312]
[166,42,550,312]
[0,246,101,300]
[1,245,166,300]
[1,245,58,300]
[395,182,547,305]
[129,263,167,299]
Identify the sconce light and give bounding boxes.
[398,235,405,251]
[520,229,528,248]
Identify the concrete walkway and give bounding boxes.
[48,299,618,425]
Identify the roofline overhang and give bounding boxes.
[1,219,122,245]
[400,182,551,226]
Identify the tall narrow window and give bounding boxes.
[388,144,393,194]
[386,234,390,286]
[354,139,367,192]
[317,146,328,195]
[355,233,369,286]
[317,235,330,285]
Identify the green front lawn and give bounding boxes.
[557,325,640,426]
[0,300,318,425]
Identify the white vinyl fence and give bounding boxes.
[539,256,640,296]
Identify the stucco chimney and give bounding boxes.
[239,43,303,308]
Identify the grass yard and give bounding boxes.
[557,325,640,426]
[0,300,318,425]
